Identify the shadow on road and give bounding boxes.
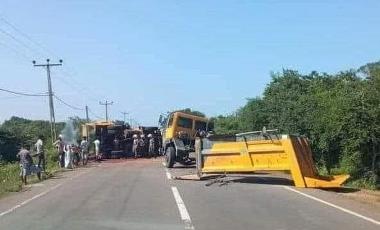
[322,187,360,193]
[173,165,196,169]
[231,176,295,186]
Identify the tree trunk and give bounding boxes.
[371,139,378,176]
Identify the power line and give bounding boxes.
[54,72,101,103]
[0,16,108,107]
[53,94,84,111]
[0,16,117,125]
[0,15,56,58]
[0,27,44,58]
[0,95,23,100]
[0,40,32,62]
[0,87,48,97]
[87,107,102,120]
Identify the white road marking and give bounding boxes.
[282,186,380,226]
[171,186,195,230]
[164,168,172,180]
[166,171,172,180]
[0,169,90,218]
[0,183,62,217]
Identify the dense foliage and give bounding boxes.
[0,116,87,162]
[214,62,380,189]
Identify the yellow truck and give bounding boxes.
[160,111,210,168]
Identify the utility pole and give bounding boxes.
[33,59,62,142]
[85,105,89,122]
[84,105,90,139]
[121,111,129,125]
[99,100,113,121]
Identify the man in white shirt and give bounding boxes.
[35,135,45,171]
[80,136,89,165]
[93,138,101,161]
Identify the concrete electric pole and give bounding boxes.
[33,59,62,142]
[121,111,129,125]
[85,105,89,122]
[99,100,113,121]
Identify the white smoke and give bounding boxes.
[60,120,78,145]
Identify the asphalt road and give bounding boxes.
[0,158,379,230]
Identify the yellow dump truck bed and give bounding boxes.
[199,134,349,188]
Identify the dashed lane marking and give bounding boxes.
[166,170,172,180]
[171,186,195,230]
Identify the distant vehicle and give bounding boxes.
[81,120,127,158]
[159,111,210,168]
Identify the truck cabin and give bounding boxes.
[164,112,209,143]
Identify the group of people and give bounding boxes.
[132,133,156,158]
[17,132,156,185]
[16,134,100,185]
[53,135,96,169]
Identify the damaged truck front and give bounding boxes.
[159,111,211,168]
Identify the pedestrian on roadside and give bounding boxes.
[148,134,155,158]
[17,144,41,185]
[93,138,101,161]
[139,134,146,157]
[132,134,139,158]
[113,137,120,151]
[54,134,65,168]
[80,136,89,165]
[34,135,45,171]
[64,144,74,169]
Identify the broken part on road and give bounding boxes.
[191,130,349,188]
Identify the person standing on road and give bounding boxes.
[139,134,146,157]
[93,138,101,161]
[34,135,45,171]
[80,136,89,165]
[132,134,139,158]
[17,144,41,185]
[148,134,155,158]
[54,134,65,168]
[64,144,74,169]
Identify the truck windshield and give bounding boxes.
[177,116,193,129]
[195,120,207,131]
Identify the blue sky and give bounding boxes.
[0,0,379,125]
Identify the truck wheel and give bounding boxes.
[165,146,176,168]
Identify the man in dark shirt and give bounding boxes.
[17,145,41,185]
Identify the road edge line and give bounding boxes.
[0,169,90,218]
[282,186,380,226]
[171,186,195,230]
[0,183,63,217]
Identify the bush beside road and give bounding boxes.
[0,146,60,197]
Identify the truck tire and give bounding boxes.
[165,146,176,168]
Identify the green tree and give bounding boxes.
[213,62,380,188]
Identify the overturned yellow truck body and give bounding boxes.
[197,132,349,188]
